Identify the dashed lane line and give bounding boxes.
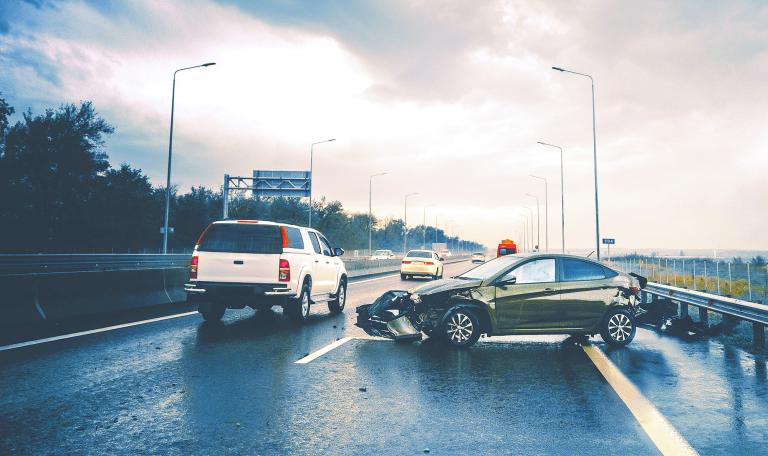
[295,337,354,364]
[582,344,698,456]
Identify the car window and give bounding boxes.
[308,232,322,254]
[459,255,522,280]
[284,227,304,249]
[197,224,281,254]
[317,234,333,256]
[502,259,556,284]
[406,251,432,258]
[561,258,606,281]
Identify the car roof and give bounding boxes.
[515,252,612,267]
[406,249,434,254]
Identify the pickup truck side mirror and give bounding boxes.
[333,247,345,257]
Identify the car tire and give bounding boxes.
[600,307,636,346]
[199,302,225,322]
[401,274,407,280]
[328,278,347,314]
[287,282,311,322]
[441,307,482,348]
[438,267,444,279]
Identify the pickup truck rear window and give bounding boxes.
[197,224,282,254]
[284,227,304,249]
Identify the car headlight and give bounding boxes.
[410,293,421,304]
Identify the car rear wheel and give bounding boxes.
[442,308,481,348]
[198,302,225,322]
[287,282,311,322]
[328,278,347,314]
[401,274,407,280]
[600,308,636,346]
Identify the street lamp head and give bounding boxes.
[536,141,546,145]
[552,66,565,72]
[328,138,336,142]
[202,62,216,67]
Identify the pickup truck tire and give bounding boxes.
[287,282,311,322]
[328,278,347,314]
[198,302,225,322]
[401,274,407,280]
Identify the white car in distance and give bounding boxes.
[400,249,444,280]
[370,249,395,260]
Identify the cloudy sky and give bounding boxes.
[1,0,766,251]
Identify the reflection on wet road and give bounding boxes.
[0,260,766,454]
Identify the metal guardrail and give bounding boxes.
[0,254,191,277]
[643,281,767,347]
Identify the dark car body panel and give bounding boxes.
[356,254,644,339]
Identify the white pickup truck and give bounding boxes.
[185,220,348,322]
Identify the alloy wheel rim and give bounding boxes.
[338,286,346,308]
[447,313,474,343]
[608,313,632,341]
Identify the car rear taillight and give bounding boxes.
[424,261,434,265]
[190,255,199,279]
[279,259,290,282]
[402,260,412,264]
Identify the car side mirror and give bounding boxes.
[498,276,517,288]
[333,247,345,257]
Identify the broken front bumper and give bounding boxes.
[355,290,422,342]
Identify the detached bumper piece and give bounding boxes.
[356,290,422,342]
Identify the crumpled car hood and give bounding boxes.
[410,278,483,296]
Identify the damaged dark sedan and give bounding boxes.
[357,254,646,348]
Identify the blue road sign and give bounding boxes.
[602,238,616,245]
[252,170,310,198]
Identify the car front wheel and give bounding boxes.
[600,308,636,346]
[442,308,481,348]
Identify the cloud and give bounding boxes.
[1,0,767,250]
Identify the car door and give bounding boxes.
[494,258,560,331]
[317,232,343,293]
[557,258,616,329]
[307,231,332,293]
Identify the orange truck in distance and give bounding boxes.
[496,239,518,257]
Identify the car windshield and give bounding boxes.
[407,251,433,258]
[458,255,522,280]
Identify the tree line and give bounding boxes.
[0,96,483,254]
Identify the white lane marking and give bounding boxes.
[0,311,199,353]
[582,344,698,456]
[295,337,354,364]
[349,273,400,286]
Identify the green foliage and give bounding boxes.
[0,97,485,254]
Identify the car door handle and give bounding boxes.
[234,260,244,265]
[314,260,319,263]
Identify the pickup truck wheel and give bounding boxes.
[401,274,407,280]
[287,283,311,322]
[328,279,347,314]
[600,308,636,346]
[198,302,225,322]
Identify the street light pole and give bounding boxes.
[308,138,335,228]
[525,193,540,252]
[530,175,548,252]
[537,142,564,253]
[552,66,600,259]
[435,213,446,244]
[525,207,535,251]
[519,215,528,252]
[403,192,419,254]
[368,172,387,255]
[163,62,216,254]
[423,204,435,249]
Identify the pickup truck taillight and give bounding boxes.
[402,260,412,264]
[190,255,199,279]
[279,259,290,282]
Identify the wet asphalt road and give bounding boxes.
[1,260,767,455]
